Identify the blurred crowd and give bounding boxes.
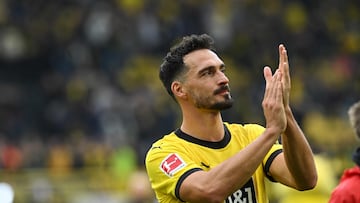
[0,0,360,202]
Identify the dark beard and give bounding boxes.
[210,85,234,110]
[195,94,234,110]
[209,95,234,110]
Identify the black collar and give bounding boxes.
[174,124,231,149]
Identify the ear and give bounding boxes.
[171,81,187,99]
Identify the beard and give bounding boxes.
[192,85,234,110]
[210,94,234,110]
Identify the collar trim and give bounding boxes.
[175,124,231,149]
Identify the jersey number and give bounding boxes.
[225,179,257,203]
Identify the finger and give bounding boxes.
[281,45,289,77]
[280,45,291,93]
[265,68,281,100]
[263,66,273,82]
[278,44,288,69]
[279,44,284,69]
[273,69,282,86]
[276,77,283,104]
[272,70,283,102]
[263,66,273,99]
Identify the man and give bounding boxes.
[329,101,360,203]
[145,34,317,203]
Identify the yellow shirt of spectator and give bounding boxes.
[145,122,283,203]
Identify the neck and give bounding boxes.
[180,108,225,142]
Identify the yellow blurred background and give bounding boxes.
[0,0,360,202]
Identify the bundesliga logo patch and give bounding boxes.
[160,153,186,177]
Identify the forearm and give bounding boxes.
[180,128,280,202]
[281,107,317,190]
[209,129,278,188]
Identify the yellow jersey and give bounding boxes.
[145,122,283,203]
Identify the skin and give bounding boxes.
[170,46,317,203]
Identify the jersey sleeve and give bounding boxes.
[263,142,283,182]
[145,138,203,202]
[243,124,283,182]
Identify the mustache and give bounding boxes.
[214,85,230,95]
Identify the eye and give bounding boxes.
[220,64,226,73]
[205,69,213,75]
[200,68,214,77]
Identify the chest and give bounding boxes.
[181,139,247,171]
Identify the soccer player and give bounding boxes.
[145,34,317,203]
[329,101,360,203]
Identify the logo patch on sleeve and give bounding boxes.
[160,153,186,177]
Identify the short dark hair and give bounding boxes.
[159,34,215,99]
[348,101,360,140]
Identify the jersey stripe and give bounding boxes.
[175,168,203,201]
[264,149,283,182]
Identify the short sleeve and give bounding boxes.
[242,123,283,182]
[263,143,283,182]
[145,138,202,202]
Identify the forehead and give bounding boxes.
[183,49,223,71]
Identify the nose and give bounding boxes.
[218,71,229,86]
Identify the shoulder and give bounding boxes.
[145,131,203,186]
[145,132,181,158]
[225,122,265,138]
[330,183,360,202]
[329,167,360,202]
